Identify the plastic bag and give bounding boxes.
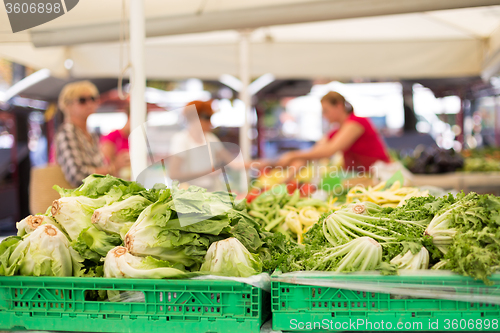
[110,273,271,303]
[273,270,500,305]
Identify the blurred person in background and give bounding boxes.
[169,100,236,190]
[54,81,114,187]
[275,91,390,170]
[101,106,131,179]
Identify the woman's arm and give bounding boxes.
[101,141,116,164]
[277,121,365,166]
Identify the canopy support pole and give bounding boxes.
[239,30,252,162]
[129,0,148,180]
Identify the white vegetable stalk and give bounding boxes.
[431,259,449,270]
[390,247,429,270]
[51,196,106,240]
[312,236,382,272]
[424,203,461,254]
[104,246,185,279]
[8,224,72,276]
[200,237,262,277]
[16,215,57,237]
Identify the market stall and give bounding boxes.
[1,1,500,332]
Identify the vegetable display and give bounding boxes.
[268,191,500,284]
[1,172,500,288]
[462,148,500,172]
[346,180,428,208]
[0,174,271,281]
[246,185,336,243]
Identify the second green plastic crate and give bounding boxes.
[272,272,500,331]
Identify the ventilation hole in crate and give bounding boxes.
[282,302,285,307]
[50,303,53,308]
[412,312,415,317]
[481,312,484,317]
[168,292,171,302]
[318,302,321,307]
[247,294,250,299]
[286,288,290,293]
[363,292,366,298]
[186,307,190,312]
[178,306,182,311]
[44,303,46,308]
[192,298,195,303]
[20,289,23,295]
[192,306,195,312]
[324,302,328,308]
[56,303,59,308]
[14,302,17,307]
[281,288,285,293]
[363,302,366,307]
[312,288,316,298]
[217,307,220,313]
[211,307,214,313]
[38,294,41,299]
[173,292,177,299]
[55,290,59,296]
[357,302,360,307]
[338,302,341,307]
[198,307,201,312]
[168,306,171,311]
[211,293,214,300]
[344,302,347,308]
[32,303,35,307]
[471,303,474,307]
[14,289,17,297]
[332,302,335,308]
[337,294,341,298]
[205,307,208,312]
[160,305,163,311]
[247,308,250,314]
[351,302,354,307]
[68,290,72,299]
[60,303,63,308]
[357,290,360,294]
[318,288,322,295]
[25,302,28,307]
[242,294,246,299]
[38,303,41,307]
[216,293,220,303]
[371,292,375,298]
[159,292,163,302]
[166,317,170,321]
[372,302,375,307]
[331,313,335,317]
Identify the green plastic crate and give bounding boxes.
[0,276,270,333]
[271,272,500,331]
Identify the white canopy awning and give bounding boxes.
[1,1,500,80]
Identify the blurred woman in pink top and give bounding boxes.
[100,107,131,179]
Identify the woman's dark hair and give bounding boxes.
[321,91,354,113]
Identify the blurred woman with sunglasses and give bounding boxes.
[54,81,114,187]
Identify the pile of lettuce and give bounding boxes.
[267,192,500,284]
[0,174,272,279]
